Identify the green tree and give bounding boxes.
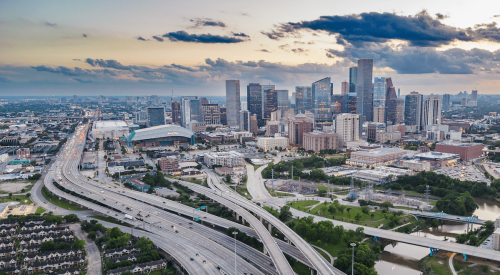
[355,213,362,222]
[279,205,293,222]
[225,174,232,183]
[109,227,123,239]
[361,206,370,215]
[64,214,79,223]
[87,231,96,240]
[328,205,337,214]
[337,205,346,214]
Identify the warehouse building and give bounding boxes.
[123,124,194,148]
[91,120,130,139]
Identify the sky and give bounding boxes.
[1,0,500,97]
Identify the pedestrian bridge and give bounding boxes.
[411,211,486,225]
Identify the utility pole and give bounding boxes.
[232,231,238,275]
[271,169,274,196]
[350,243,356,275]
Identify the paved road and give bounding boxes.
[70,223,101,275]
[449,253,457,275]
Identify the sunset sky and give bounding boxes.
[1,0,500,96]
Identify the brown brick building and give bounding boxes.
[288,113,314,148]
[435,142,483,161]
[303,131,339,153]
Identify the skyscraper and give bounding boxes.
[201,104,220,125]
[422,95,442,129]
[264,89,278,120]
[356,59,373,124]
[247,83,263,124]
[240,110,251,131]
[226,80,241,128]
[335,113,360,144]
[147,107,165,127]
[442,94,451,112]
[171,101,181,124]
[190,98,201,122]
[385,77,397,123]
[386,98,404,125]
[295,86,312,114]
[277,90,290,113]
[349,67,357,94]
[341,81,349,95]
[73,95,77,103]
[180,98,191,127]
[312,77,331,121]
[373,77,386,107]
[471,90,478,101]
[261,84,275,119]
[220,107,227,125]
[404,92,423,128]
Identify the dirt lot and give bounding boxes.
[0,181,32,193]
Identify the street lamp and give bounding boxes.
[232,231,238,275]
[350,243,356,275]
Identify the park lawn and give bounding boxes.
[287,200,320,212]
[35,207,46,214]
[320,240,348,258]
[1,194,34,205]
[453,257,500,275]
[41,187,84,211]
[422,256,453,275]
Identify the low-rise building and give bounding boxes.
[256,135,289,151]
[157,156,180,174]
[347,148,408,168]
[376,131,401,143]
[16,149,30,159]
[400,159,431,171]
[435,142,483,161]
[203,151,244,167]
[416,151,459,167]
[303,131,339,153]
[154,187,180,198]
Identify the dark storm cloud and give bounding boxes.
[291,48,308,54]
[190,18,226,28]
[152,36,164,42]
[266,11,500,47]
[82,34,87,38]
[85,58,137,70]
[166,64,198,72]
[435,13,448,20]
[44,21,57,27]
[161,31,247,43]
[135,36,147,41]
[326,44,500,74]
[232,32,250,38]
[31,65,83,76]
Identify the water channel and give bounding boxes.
[374,198,500,274]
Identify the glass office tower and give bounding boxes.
[147,107,166,127]
[312,77,331,121]
[373,77,386,107]
[295,86,312,114]
[225,80,241,128]
[247,83,262,124]
[356,59,373,125]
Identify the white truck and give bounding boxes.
[124,214,135,221]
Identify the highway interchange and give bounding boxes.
[31,123,343,275]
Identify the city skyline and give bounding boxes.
[1,0,500,96]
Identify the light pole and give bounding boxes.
[232,231,238,275]
[350,243,356,275]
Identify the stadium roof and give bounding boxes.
[128,124,194,141]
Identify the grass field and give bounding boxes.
[263,206,280,219]
[421,256,453,275]
[287,200,319,211]
[313,247,331,262]
[0,194,34,205]
[35,207,46,214]
[270,191,295,197]
[228,184,252,200]
[41,187,83,211]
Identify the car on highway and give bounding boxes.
[175,230,179,233]
[190,258,194,261]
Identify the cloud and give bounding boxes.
[135,36,147,41]
[256,49,271,53]
[435,13,448,20]
[161,31,247,43]
[294,41,305,44]
[44,21,57,27]
[82,34,87,38]
[31,65,84,76]
[72,59,81,61]
[73,78,93,83]
[152,36,164,42]
[84,58,137,70]
[190,18,226,28]
[278,44,290,51]
[494,15,500,18]
[291,48,308,54]
[326,43,500,74]
[266,11,500,47]
[232,32,250,38]
[0,77,11,82]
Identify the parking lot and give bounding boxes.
[435,164,491,185]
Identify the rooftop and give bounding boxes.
[352,148,406,156]
[416,151,460,160]
[93,120,128,129]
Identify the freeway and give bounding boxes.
[48,125,275,275]
[185,170,344,275]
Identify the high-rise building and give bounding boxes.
[347,94,357,114]
[335,113,360,143]
[471,90,478,102]
[250,114,258,135]
[341,81,349,95]
[312,77,331,121]
[247,83,263,124]
[264,89,278,120]
[73,95,77,103]
[331,94,347,114]
[180,98,191,127]
[349,67,357,94]
[277,90,290,113]
[442,94,451,112]
[190,98,201,122]
[240,110,251,131]
[200,97,209,105]
[386,98,405,125]
[98,95,104,105]
[220,107,227,125]
[171,101,181,124]
[398,89,401,98]
[295,86,312,114]
[146,107,166,127]
[373,77,386,107]
[373,106,385,123]
[261,84,275,119]
[201,104,220,125]
[356,59,373,124]
[367,123,377,141]
[288,113,314,147]
[422,95,442,129]
[404,92,423,128]
[385,77,397,123]
[226,80,241,128]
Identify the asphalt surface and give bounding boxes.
[70,223,101,275]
